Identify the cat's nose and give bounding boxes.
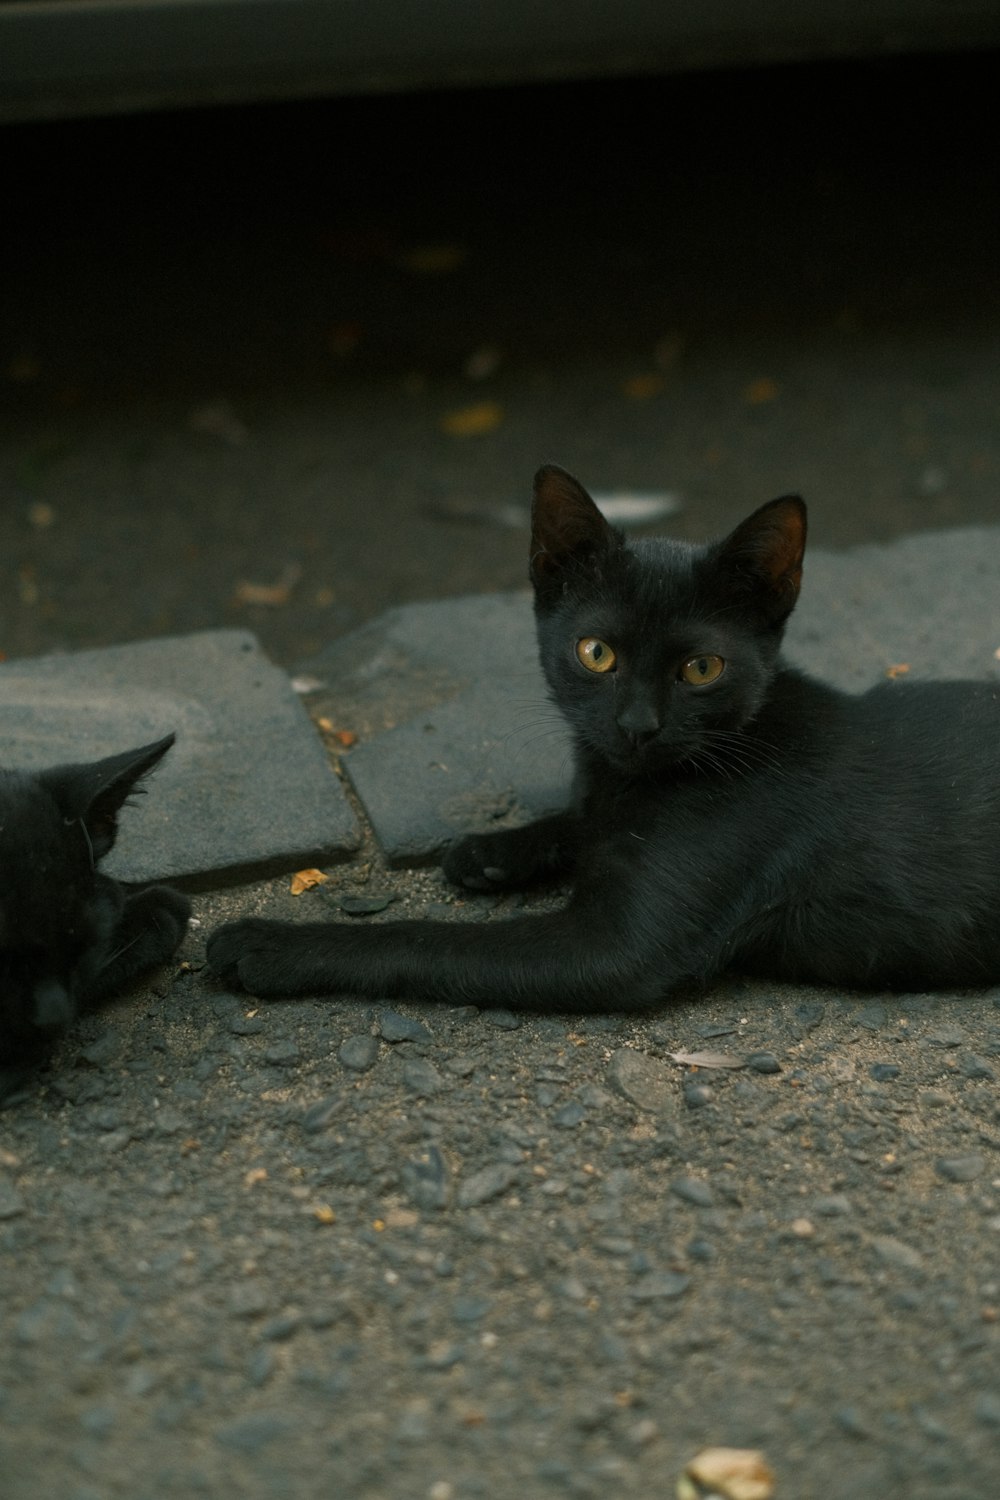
[617,704,660,746]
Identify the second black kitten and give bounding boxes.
[0,734,191,1104]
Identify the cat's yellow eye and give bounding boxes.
[576,637,617,673]
[680,654,725,685]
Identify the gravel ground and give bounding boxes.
[3,840,1000,1498]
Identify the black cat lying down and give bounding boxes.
[0,735,190,1102]
[208,466,1000,1011]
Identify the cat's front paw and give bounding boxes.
[206,919,303,997]
[442,823,567,891]
[140,885,193,955]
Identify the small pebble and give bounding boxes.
[338,1035,379,1072]
[456,1163,518,1208]
[402,1057,444,1096]
[483,1008,522,1030]
[379,1010,433,1043]
[935,1154,985,1183]
[746,1051,782,1074]
[670,1177,714,1208]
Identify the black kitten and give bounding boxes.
[207,465,1000,1010]
[0,734,191,1102]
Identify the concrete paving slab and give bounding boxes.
[0,629,359,887]
[310,526,1000,866]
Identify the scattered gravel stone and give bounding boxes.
[456,1163,519,1208]
[959,1054,995,1079]
[935,1154,985,1183]
[215,1412,294,1452]
[925,1026,965,1048]
[552,1099,587,1129]
[301,1094,344,1132]
[230,1016,266,1036]
[746,1051,782,1074]
[482,1008,522,1030]
[402,1057,444,1096]
[871,1063,900,1081]
[264,1040,300,1066]
[629,1271,691,1301]
[247,1347,276,1387]
[683,1081,713,1109]
[974,1392,1000,1427]
[228,1283,271,1319]
[792,1001,826,1036]
[0,1180,25,1220]
[378,1010,433,1043]
[670,1177,714,1207]
[401,1145,450,1210]
[451,1296,490,1323]
[338,1034,380,1072]
[813,1194,852,1217]
[871,1236,924,1270]
[606,1048,675,1113]
[855,1003,887,1031]
[336,893,396,915]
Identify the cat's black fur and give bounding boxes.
[207,466,1000,1010]
[0,735,190,1103]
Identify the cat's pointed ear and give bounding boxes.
[715,495,806,624]
[530,465,619,592]
[41,733,176,862]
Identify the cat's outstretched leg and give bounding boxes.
[442,812,579,891]
[81,883,191,1005]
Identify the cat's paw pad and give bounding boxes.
[441,838,514,891]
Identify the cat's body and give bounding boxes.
[208,467,1000,1009]
[0,735,191,1102]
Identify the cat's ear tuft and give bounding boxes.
[717,496,807,623]
[42,733,176,862]
[530,465,618,591]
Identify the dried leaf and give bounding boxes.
[333,729,357,747]
[328,321,363,356]
[668,1049,746,1070]
[290,868,330,896]
[312,1204,336,1224]
[440,401,504,436]
[233,563,302,608]
[682,1447,775,1500]
[464,344,502,380]
[743,377,780,406]
[399,243,466,274]
[244,1167,268,1188]
[188,398,249,445]
[623,373,664,400]
[885,662,910,679]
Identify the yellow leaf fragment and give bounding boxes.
[622,373,664,400]
[244,1167,268,1188]
[743,377,780,406]
[399,243,467,274]
[885,663,910,679]
[290,868,330,896]
[440,401,504,437]
[682,1447,775,1500]
[233,563,302,608]
[313,1204,336,1224]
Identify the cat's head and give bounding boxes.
[0,734,175,1092]
[529,465,806,775]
